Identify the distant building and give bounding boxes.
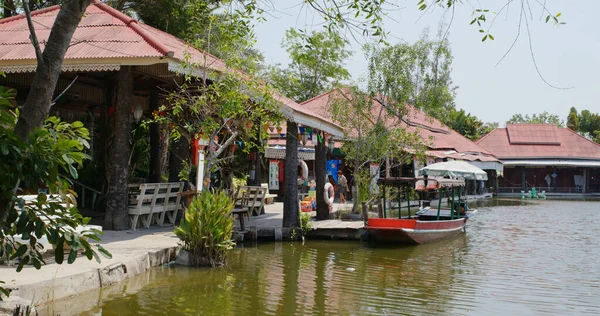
[476,124,600,194]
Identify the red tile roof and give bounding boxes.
[476,124,600,160]
[299,89,499,162]
[0,2,225,69]
[506,124,561,145]
[0,1,339,132]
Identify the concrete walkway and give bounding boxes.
[0,227,179,314]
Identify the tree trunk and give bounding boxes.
[248,122,261,186]
[352,164,360,213]
[315,133,328,220]
[168,137,190,182]
[283,121,299,228]
[104,67,133,231]
[14,0,93,139]
[148,89,162,183]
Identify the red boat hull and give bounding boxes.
[365,218,467,244]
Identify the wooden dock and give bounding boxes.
[238,201,416,241]
[236,195,489,241]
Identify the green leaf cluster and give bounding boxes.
[366,29,455,116]
[142,1,282,183]
[444,108,498,141]
[567,107,600,143]
[174,190,235,267]
[0,86,110,301]
[366,30,497,141]
[329,87,428,210]
[306,0,388,43]
[508,112,565,127]
[267,28,352,103]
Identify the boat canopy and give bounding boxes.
[419,160,488,181]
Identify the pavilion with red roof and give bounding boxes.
[265,89,502,197]
[0,1,343,227]
[0,1,339,135]
[476,124,600,194]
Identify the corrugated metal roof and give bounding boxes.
[476,124,600,160]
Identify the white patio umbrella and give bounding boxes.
[419,160,488,181]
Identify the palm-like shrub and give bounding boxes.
[174,190,235,267]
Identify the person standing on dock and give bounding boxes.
[337,170,348,204]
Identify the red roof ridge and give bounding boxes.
[563,126,600,148]
[0,5,60,25]
[475,128,504,144]
[300,89,335,105]
[138,23,225,67]
[506,123,559,126]
[93,0,173,57]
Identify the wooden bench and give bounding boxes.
[232,186,265,231]
[128,182,184,230]
[261,183,278,204]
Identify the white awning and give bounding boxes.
[420,160,488,181]
[503,160,600,167]
[469,160,504,175]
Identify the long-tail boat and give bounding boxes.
[364,161,485,244]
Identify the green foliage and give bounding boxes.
[304,0,388,43]
[267,28,352,103]
[366,28,455,116]
[508,112,564,127]
[0,98,110,301]
[567,107,579,131]
[417,0,565,42]
[568,107,600,143]
[365,29,497,140]
[299,211,312,236]
[329,87,427,212]
[129,123,150,179]
[232,176,247,191]
[443,108,498,140]
[577,109,600,140]
[144,1,282,185]
[174,190,235,267]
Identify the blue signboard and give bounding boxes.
[327,159,341,182]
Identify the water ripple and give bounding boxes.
[42,199,600,316]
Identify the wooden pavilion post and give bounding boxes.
[406,186,411,218]
[398,187,402,219]
[436,187,444,221]
[315,131,329,220]
[450,186,455,220]
[382,185,387,218]
[104,66,133,230]
[283,121,299,228]
[248,120,261,187]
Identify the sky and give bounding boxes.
[252,0,600,126]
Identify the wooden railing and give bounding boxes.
[72,180,102,211]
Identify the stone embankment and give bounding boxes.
[0,227,179,315]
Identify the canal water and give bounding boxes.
[44,199,600,315]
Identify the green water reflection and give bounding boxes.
[45,199,600,315]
